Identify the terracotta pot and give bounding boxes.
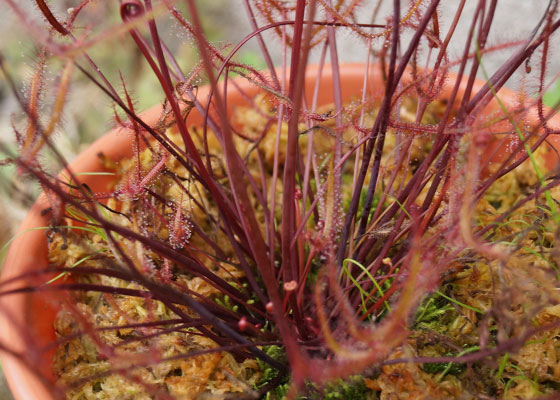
[1,63,559,400]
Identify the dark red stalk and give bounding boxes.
[466,18,560,116]
[337,0,441,265]
[242,0,281,90]
[67,31,122,101]
[280,0,317,344]
[288,0,307,99]
[119,73,143,184]
[268,10,288,276]
[537,9,554,134]
[15,159,252,310]
[184,0,301,375]
[8,255,283,367]
[144,0,177,97]
[218,75,275,221]
[34,0,68,34]
[353,0,488,263]
[355,0,401,240]
[121,2,249,250]
[74,62,264,271]
[325,0,344,244]
[301,41,327,226]
[458,0,498,113]
[414,3,487,219]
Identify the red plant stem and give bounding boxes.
[281,0,317,344]
[298,42,328,233]
[138,7,225,145]
[20,159,252,307]
[119,74,143,183]
[325,0,343,244]
[34,0,68,34]
[291,195,321,249]
[288,1,307,100]
[355,0,402,241]
[269,104,286,256]
[413,3,486,220]
[458,0,498,114]
[346,46,373,263]
[7,235,284,369]
[297,246,318,305]
[184,0,300,373]
[268,11,288,273]
[419,159,453,234]
[76,59,261,269]
[219,216,271,308]
[219,77,275,219]
[336,0,441,266]
[466,18,560,116]
[295,194,305,277]
[302,41,327,218]
[358,0,487,262]
[242,0,281,90]
[44,318,194,352]
[144,0,175,92]
[122,4,247,249]
[160,40,184,82]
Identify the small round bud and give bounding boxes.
[238,316,247,332]
[266,302,274,313]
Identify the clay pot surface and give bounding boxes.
[1,63,559,399]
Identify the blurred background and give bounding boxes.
[0,1,559,398]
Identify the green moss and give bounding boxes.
[414,292,455,331]
[256,345,290,399]
[319,376,371,400]
[256,348,372,399]
[422,359,466,376]
[543,78,560,108]
[214,294,238,312]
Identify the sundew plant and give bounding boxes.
[1,0,560,398]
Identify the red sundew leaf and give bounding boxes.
[22,55,46,155]
[35,0,69,35]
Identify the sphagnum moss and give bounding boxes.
[50,94,560,399]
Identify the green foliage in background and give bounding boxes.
[544,79,560,108]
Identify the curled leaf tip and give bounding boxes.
[121,0,145,21]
